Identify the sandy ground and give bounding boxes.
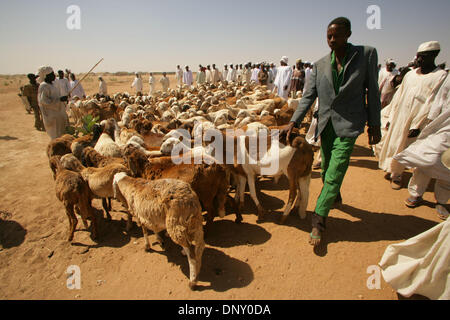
[0,74,442,300]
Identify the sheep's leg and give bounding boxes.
[273,172,282,184]
[295,174,311,220]
[125,213,134,231]
[102,198,112,221]
[247,174,265,221]
[79,195,99,240]
[64,203,78,242]
[107,198,112,211]
[75,204,88,229]
[184,245,198,290]
[141,226,152,252]
[234,174,247,216]
[156,231,166,250]
[280,175,297,224]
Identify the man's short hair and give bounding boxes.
[328,17,351,32]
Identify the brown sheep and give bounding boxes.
[113,173,205,290]
[49,156,99,242]
[122,145,233,229]
[60,154,131,221]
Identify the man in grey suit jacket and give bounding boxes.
[282,17,381,246]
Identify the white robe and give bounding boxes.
[304,67,312,93]
[38,82,68,140]
[149,76,155,94]
[176,68,183,86]
[244,68,251,83]
[379,219,450,300]
[393,74,450,181]
[250,68,260,83]
[183,70,193,86]
[226,68,236,82]
[69,80,86,99]
[54,78,70,97]
[131,77,143,93]
[222,69,228,82]
[99,80,107,95]
[378,67,399,88]
[211,69,221,84]
[205,69,212,83]
[273,65,293,99]
[376,68,448,173]
[159,76,169,92]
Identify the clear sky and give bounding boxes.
[0,0,449,74]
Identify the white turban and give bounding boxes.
[386,58,396,65]
[280,56,288,64]
[417,41,440,53]
[37,66,53,81]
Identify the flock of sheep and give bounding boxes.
[47,80,314,289]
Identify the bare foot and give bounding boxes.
[309,227,321,246]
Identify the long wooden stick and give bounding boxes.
[68,58,104,96]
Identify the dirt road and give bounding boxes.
[0,75,440,299]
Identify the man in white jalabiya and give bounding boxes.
[273,56,293,99]
[376,41,448,190]
[196,65,205,86]
[183,65,193,87]
[148,73,155,95]
[243,63,252,84]
[303,62,313,93]
[394,73,449,220]
[69,73,86,100]
[222,64,228,83]
[250,64,260,83]
[131,73,143,95]
[226,64,236,82]
[98,77,107,96]
[211,64,221,85]
[54,70,70,97]
[205,65,212,84]
[176,65,183,88]
[37,66,69,140]
[378,59,399,88]
[159,72,170,92]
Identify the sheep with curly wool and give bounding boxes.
[60,153,130,221]
[112,172,205,290]
[49,156,99,242]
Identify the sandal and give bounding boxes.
[405,196,423,208]
[309,229,321,246]
[436,204,449,220]
[391,179,402,190]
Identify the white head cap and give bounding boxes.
[417,41,440,53]
[37,66,53,81]
[386,58,396,64]
[280,56,288,64]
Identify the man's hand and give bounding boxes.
[368,125,381,145]
[60,96,68,102]
[280,121,295,142]
[407,129,420,138]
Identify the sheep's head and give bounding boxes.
[60,154,85,172]
[49,155,62,180]
[122,145,147,177]
[112,172,128,204]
